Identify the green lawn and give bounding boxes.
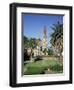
[23,59,63,75]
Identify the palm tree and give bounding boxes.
[50,21,63,59]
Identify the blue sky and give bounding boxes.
[22,14,63,45]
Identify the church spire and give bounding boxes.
[42,26,48,55]
[44,26,47,38]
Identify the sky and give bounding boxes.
[22,14,63,46]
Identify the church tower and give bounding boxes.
[42,26,48,55]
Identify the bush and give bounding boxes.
[48,48,54,55]
[49,64,63,72]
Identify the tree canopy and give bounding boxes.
[50,21,63,56]
[23,36,41,49]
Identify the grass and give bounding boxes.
[23,59,63,75]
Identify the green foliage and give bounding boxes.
[23,36,29,48]
[23,36,41,49]
[48,48,54,55]
[29,38,37,49]
[49,63,63,72]
[50,21,63,56]
[50,22,63,46]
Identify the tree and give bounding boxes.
[23,36,39,49]
[50,21,63,59]
[23,36,29,48]
[29,38,37,49]
[29,38,41,57]
[48,48,54,55]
